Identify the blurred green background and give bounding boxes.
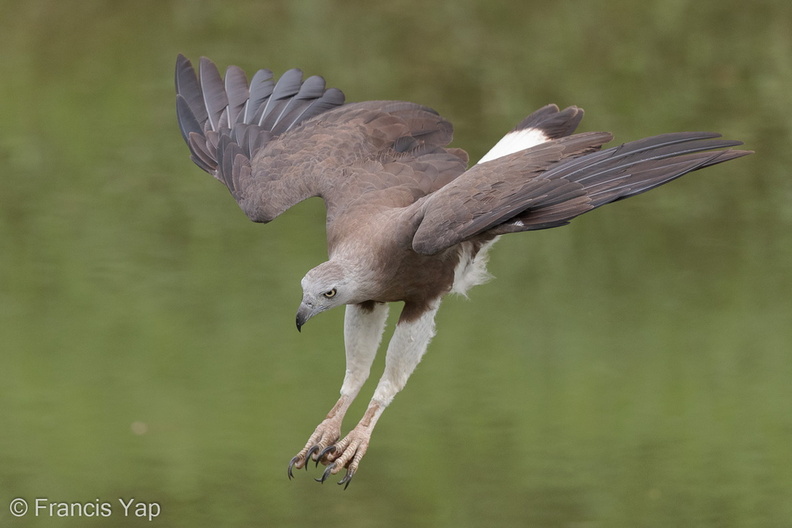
[1,0,790,526]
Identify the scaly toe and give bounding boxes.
[317,444,337,464]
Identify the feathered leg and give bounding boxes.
[288,302,389,477]
[316,302,440,487]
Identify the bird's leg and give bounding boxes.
[288,302,388,478]
[317,302,439,487]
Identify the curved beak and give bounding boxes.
[295,302,316,332]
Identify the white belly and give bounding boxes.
[450,237,500,296]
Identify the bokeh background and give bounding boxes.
[1,0,790,526]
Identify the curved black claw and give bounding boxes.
[315,462,336,484]
[338,469,355,490]
[316,444,337,466]
[304,445,321,469]
[287,456,300,480]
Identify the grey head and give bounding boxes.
[296,260,361,331]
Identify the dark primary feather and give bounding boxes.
[544,132,745,208]
[497,136,749,234]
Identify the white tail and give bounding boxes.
[477,128,550,164]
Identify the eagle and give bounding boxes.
[174,55,751,488]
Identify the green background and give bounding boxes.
[1,0,790,526]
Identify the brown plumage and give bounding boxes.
[175,55,752,488]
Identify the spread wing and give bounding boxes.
[175,55,466,224]
[412,130,752,255]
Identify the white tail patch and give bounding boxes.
[477,128,549,164]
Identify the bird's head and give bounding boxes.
[296,260,357,331]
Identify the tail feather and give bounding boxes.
[512,104,584,139]
[478,104,584,164]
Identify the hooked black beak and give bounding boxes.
[295,302,314,332]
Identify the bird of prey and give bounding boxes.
[174,54,751,488]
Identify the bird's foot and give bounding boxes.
[288,423,372,489]
[287,418,341,478]
[313,425,372,489]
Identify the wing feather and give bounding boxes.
[224,65,249,127]
[175,55,464,226]
[175,55,208,126]
[198,57,228,132]
[412,130,751,255]
[269,75,327,134]
[176,57,751,245]
[244,69,275,124]
[258,68,304,129]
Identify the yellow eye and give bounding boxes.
[323,288,337,298]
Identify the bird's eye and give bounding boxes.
[323,288,337,298]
